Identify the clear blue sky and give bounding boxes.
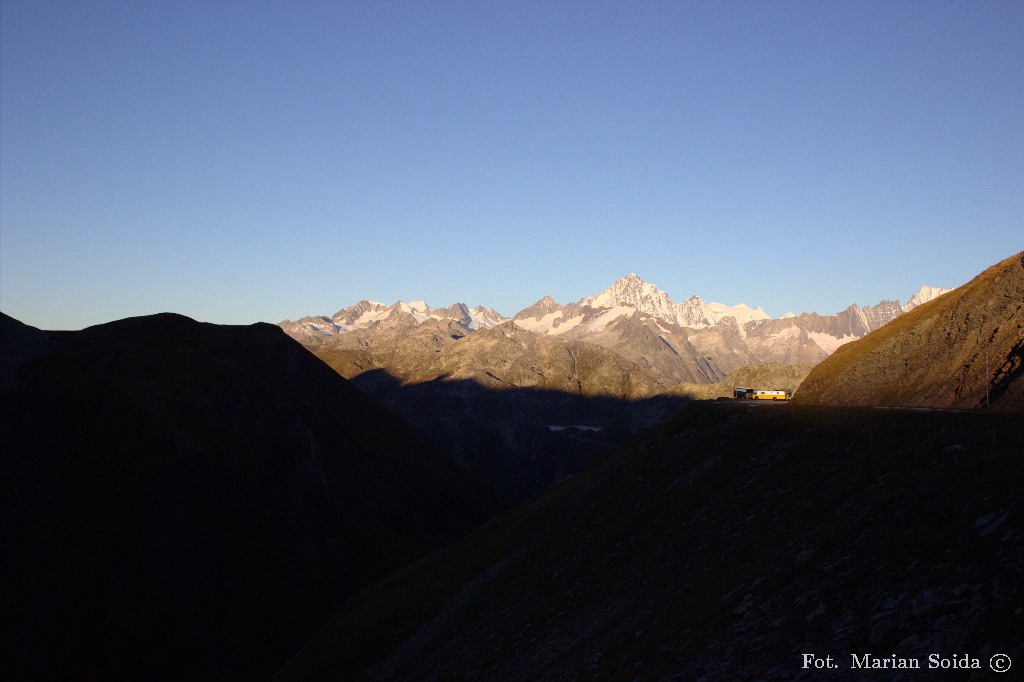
[2,1,1022,329]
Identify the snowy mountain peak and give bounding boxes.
[463,305,507,330]
[404,300,430,313]
[281,276,953,365]
[280,297,508,342]
[330,300,392,326]
[705,301,771,326]
[581,274,675,313]
[902,285,952,312]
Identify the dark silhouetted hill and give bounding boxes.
[795,251,1024,410]
[1,312,505,680]
[277,402,1024,680]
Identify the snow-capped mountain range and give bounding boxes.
[279,274,952,387]
[285,299,506,339]
[512,273,772,336]
[584,273,770,327]
[283,274,947,344]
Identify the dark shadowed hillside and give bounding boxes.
[347,370,690,501]
[795,251,1024,410]
[0,313,505,681]
[313,320,690,500]
[277,402,1024,681]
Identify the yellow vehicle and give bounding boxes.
[733,387,792,400]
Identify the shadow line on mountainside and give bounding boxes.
[348,369,695,502]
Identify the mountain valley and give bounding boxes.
[2,252,1021,681]
[280,274,952,498]
[274,251,1023,680]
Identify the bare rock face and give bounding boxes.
[796,251,1024,410]
[315,319,667,397]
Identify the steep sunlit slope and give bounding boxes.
[795,251,1024,410]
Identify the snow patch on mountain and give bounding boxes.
[770,326,803,341]
[706,301,771,326]
[807,331,858,354]
[583,306,637,333]
[514,311,583,336]
[286,316,346,337]
[466,306,508,330]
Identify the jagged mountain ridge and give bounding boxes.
[282,299,506,346]
[282,275,947,346]
[281,275,951,388]
[576,272,770,328]
[511,274,933,350]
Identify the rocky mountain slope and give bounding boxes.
[0,313,504,680]
[314,320,688,500]
[796,250,1024,410]
[277,401,1024,681]
[316,318,668,397]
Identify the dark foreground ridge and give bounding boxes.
[1,312,506,680]
[278,401,1024,681]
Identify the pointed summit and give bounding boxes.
[514,295,562,320]
[580,274,707,327]
[582,274,671,311]
[902,285,952,312]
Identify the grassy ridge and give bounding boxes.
[796,250,1024,410]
